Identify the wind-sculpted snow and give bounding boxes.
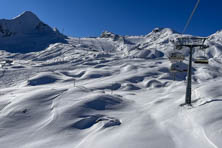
[82,94,124,110]
[1,42,222,147]
[121,83,141,91]
[1,12,222,147]
[143,79,168,88]
[81,70,112,79]
[71,114,121,129]
[27,72,61,86]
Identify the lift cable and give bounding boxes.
[183,0,200,34]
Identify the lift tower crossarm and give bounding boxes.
[175,37,208,48]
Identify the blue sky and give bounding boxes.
[0,0,221,37]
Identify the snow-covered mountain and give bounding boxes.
[1,12,222,148]
[0,11,67,53]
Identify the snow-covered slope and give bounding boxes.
[0,11,67,53]
[1,12,222,148]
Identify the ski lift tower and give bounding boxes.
[174,37,208,105]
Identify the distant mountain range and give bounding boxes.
[0,11,222,58]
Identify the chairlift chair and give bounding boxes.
[194,56,208,64]
[194,42,209,64]
[168,52,185,63]
[200,44,209,49]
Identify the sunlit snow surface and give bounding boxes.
[0,28,222,148]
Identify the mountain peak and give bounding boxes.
[0,11,67,53]
[13,11,40,22]
[101,31,117,37]
[0,11,47,36]
[152,27,177,34]
[100,31,120,41]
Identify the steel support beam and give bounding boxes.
[185,47,193,105]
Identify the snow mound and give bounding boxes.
[83,94,123,110]
[125,76,144,83]
[92,82,122,91]
[82,70,112,79]
[71,114,121,129]
[61,70,85,78]
[94,53,111,58]
[144,79,166,88]
[121,83,141,91]
[94,64,108,69]
[27,72,62,86]
[71,114,103,129]
[121,64,138,72]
